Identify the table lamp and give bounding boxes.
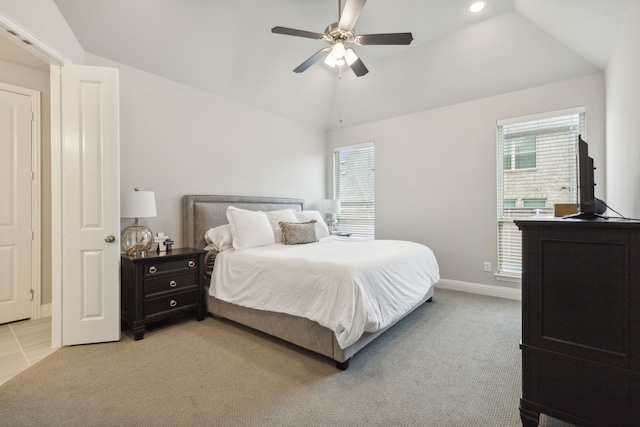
[121,189,157,256]
[323,199,341,233]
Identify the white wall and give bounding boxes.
[0,0,84,64]
[327,73,605,289]
[86,54,326,247]
[606,0,640,218]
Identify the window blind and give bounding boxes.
[333,142,375,239]
[496,108,585,276]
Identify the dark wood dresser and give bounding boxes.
[121,248,206,340]
[515,218,640,427]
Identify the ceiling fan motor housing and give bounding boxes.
[271,0,412,77]
[324,22,354,44]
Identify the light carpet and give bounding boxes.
[0,289,573,426]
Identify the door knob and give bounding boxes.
[105,235,116,243]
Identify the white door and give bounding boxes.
[61,64,120,345]
[0,89,33,324]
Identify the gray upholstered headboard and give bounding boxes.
[182,195,305,249]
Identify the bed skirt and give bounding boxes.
[206,286,434,368]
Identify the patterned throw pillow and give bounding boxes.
[279,220,318,245]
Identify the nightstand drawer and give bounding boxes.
[121,248,206,340]
[143,257,199,276]
[145,272,197,296]
[144,290,198,317]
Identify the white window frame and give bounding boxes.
[496,107,585,279]
[333,142,375,239]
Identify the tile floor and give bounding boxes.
[0,317,58,386]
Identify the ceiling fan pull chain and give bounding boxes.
[338,67,343,123]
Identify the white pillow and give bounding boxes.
[294,210,330,239]
[226,206,275,251]
[265,209,299,243]
[204,224,233,252]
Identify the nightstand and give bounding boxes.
[120,248,206,340]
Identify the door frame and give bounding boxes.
[0,82,41,320]
[0,12,71,347]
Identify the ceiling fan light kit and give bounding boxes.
[344,48,358,65]
[272,0,413,77]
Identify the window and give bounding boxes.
[333,142,375,238]
[504,136,536,170]
[522,199,546,208]
[497,108,585,277]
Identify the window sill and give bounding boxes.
[495,272,521,283]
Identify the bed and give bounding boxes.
[182,195,439,369]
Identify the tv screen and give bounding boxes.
[571,136,606,219]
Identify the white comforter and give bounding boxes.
[209,236,440,348]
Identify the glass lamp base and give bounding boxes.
[121,224,153,257]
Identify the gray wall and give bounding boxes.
[327,73,606,290]
[86,54,326,248]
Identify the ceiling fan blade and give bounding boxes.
[356,33,413,45]
[349,57,369,77]
[293,48,331,73]
[271,26,324,40]
[338,0,366,32]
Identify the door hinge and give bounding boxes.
[32,231,35,240]
[31,171,35,181]
[30,289,34,301]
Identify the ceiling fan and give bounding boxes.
[271,0,413,77]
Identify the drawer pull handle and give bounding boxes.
[149,266,157,274]
[169,280,177,288]
[169,300,177,307]
[188,260,196,268]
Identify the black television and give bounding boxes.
[567,136,606,219]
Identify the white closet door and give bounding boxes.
[61,64,120,345]
[0,88,33,324]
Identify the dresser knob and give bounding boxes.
[169,300,177,307]
[169,280,177,288]
[188,260,196,268]
[149,266,157,274]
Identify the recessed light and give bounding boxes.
[468,1,488,13]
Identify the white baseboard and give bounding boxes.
[436,279,521,301]
[40,303,52,318]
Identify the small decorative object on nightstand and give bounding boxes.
[154,232,168,253]
[120,248,206,340]
[323,199,341,233]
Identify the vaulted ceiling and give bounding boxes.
[18,1,635,129]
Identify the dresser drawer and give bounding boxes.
[145,271,197,296]
[143,257,199,276]
[144,290,198,318]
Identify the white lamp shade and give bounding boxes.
[121,191,157,218]
[323,199,341,214]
